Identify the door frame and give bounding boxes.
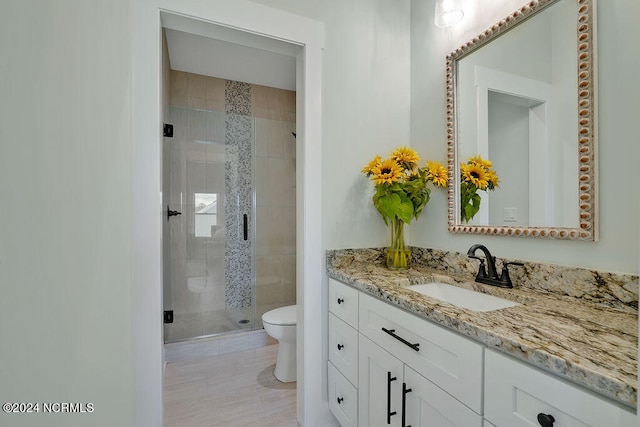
[132,1,327,425]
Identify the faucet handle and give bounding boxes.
[468,255,487,279]
[503,261,524,269]
[499,262,524,288]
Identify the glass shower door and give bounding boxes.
[163,106,255,342]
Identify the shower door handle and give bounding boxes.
[243,214,248,240]
[167,205,182,220]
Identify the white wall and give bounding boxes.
[244,4,410,425]
[2,0,635,426]
[487,97,530,226]
[411,0,640,275]
[0,1,134,427]
[248,0,412,250]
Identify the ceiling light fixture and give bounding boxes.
[434,0,464,28]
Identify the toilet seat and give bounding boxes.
[262,305,296,326]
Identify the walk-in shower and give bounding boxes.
[162,72,296,343]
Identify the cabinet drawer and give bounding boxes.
[359,292,483,413]
[328,362,358,427]
[485,349,637,427]
[329,313,358,386]
[329,278,359,328]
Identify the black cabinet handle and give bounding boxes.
[382,327,420,352]
[337,344,344,350]
[537,413,555,427]
[243,214,248,240]
[336,397,343,404]
[387,371,397,424]
[337,298,344,304]
[402,382,412,427]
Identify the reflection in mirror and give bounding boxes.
[446,0,597,240]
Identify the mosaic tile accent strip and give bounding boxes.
[225,80,251,116]
[224,81,253,309]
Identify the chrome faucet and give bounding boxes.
[467,244,523,288]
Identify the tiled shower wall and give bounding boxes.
[164,69,296,340]
[254,98,297,326]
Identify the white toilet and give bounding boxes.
[262,305,297,382]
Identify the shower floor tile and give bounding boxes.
[164,302,296,343]
[164,307,255,343]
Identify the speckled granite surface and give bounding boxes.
[327,248,638,408]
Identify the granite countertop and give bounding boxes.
[327,249,638,409]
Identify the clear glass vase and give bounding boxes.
[386,216,410,270]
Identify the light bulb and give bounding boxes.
[435,0,464,28]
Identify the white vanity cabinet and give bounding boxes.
[328,279,360,427]
[329,313,358,385]
[359,334,482,426]
[358,334,404,426]
[328,362,358,427]
[358,292,483,426]
[327,278,637,427]
[329,278,359,327]
[358,292,484,414]
[484,349,636,427]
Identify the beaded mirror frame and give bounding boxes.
[446,0,598,240]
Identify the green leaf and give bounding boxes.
[412,187,430,220]
[395,193,414,224]
[375,192,401,222]
[471,193,481,209]
[374,191,414,225]
[461,192,482,222]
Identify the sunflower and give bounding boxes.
[468,154,492,170]
[361,154,382,175]
[362,147,448,231]
[392,146,420,167]
[371,158,403,185]
[486,170,500,190]
[459,154,500,223]
[461,162,489,189]
[426,160,448,188]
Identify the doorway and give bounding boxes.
[161,21,298,343]
[131,3,325,424]
[162,96,298,342]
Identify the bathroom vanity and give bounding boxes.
[326,249,638,427]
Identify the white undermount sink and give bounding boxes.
[406,282,520,312]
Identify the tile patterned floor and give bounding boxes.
[163,330,298,426]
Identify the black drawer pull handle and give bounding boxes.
[382,327,420,352]
[337,344,344,350]
[337,397,344,404]
[537,413,555,427]
[337,298,344,304]
[387,371,397,423]
[402,382,412,427]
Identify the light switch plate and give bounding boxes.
[504,207,517,222]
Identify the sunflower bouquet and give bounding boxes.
[362,146,448,269]
[459,155,499,223]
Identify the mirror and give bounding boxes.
[446,0,597,240]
